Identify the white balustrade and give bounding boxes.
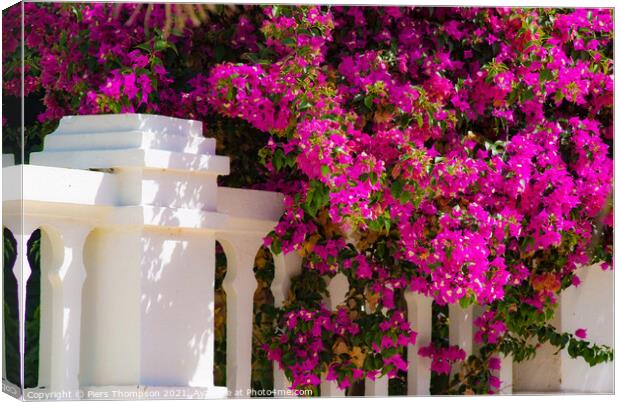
[448,304,473,356]
[404,292,433,395]
[271,252,302,392]
[320,273,349,397]
[365,375,389,397]
[362,285,389,397]
[40,223,91,394]
[447,303,473,385]
[217,234,264,398]
[492,353,513,394]
[325,273,349,311]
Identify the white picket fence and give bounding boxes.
[1,114,612,399]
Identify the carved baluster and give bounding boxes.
[449,303,473,380]
[321,273,348,397]
[404,292,433,395]
[39,224,91,392]
[271,251,302,393]
[220,234,264,398]
[492,353,513,393]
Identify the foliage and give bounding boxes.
[2,228,41,388]
[213,242,227,387]
[2,3,614,394]
[3,228,20,386]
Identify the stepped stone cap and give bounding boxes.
[30,113,229,175]
[55,113,203,137]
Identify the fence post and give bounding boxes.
[448,304,473,354]
[404,292,433,395]
[321,273,348,397]
[271,251,302,394]
[449,303,473,380]
[364,286,389,397]
[40,224,91,393]
[492,353,513,394]
[219,234,263,398]
[365,375,389,397]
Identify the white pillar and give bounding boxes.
[3,218,37,389]
[449,303,473,378]
[448,304,473,354]
[324,273,348,311]
[363,286,390,397]
[79,228,141,386]
[320,372,345,397]
[404,292,432,395]
[365,375,389,397]
[220,234,263,398]
[271,252,301,308]
[39,224,90,393]
[492,353,513,394]
[271,252,302,392]
[321,273,348,397]
[471,305,485,357]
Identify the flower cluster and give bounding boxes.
[474,311,507,344]
[418,344,466,375]
[264,306,416,392]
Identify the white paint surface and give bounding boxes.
[405,292,432,395]
[3,114,274,397]
[560,265,613,393]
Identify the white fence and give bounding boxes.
[1,114,612,399]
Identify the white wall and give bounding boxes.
[513,264,614,394]
[561,265,614,393]
[513,312,562,393]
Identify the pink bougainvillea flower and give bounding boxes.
[575,328,588,339]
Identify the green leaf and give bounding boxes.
[136,42,152,52]
[299,99,313,110]
[539,68,553,82]
[226,86,235,101]
[416,114,424,128]
[273,149,284,171]
[459,296,474,309]
[154,39,178,55]
[281,37,296,46]
[271,237,282,255]
[391,180,404,199]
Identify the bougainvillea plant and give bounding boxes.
[2,3,613,395]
